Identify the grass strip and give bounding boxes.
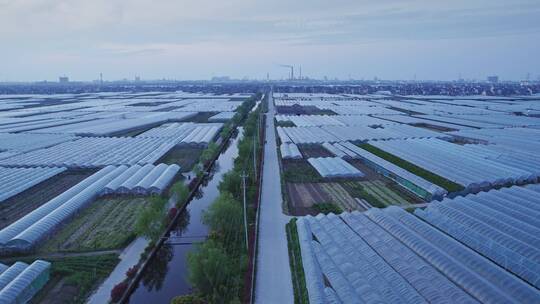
[286,218,309,304]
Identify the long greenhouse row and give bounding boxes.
[0,260,50,304]
[277,124,448,144]
[0,123,221,168]
[369,138,538,193]
[0,163,178,251]
[100,163,180,196]
[0,167,67,203]
[275,114,393,127]
[296,184,540,304]
[0,132,79,153]
[323,141,448,200]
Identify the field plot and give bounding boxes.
[0,170,95,230]
[282,160,323,183]
[342,180,411,208]
[287,183,331,214]
[276,105,337,115]
[297,144,334,158]
[39,197,148,253]
[318,183,358,211]
[157,146,203,172]
[182,111,219,123]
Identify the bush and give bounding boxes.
[168,207,178,221]
[110,281,128,303]
[126,266,138,279]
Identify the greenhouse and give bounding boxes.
[416,184,540,289]
[296,191,540,303]
[370,138,536,193]
[307,157,364,178]
[0,166,125,250]
[324,141,447,200]
[0,260,51,304]
[280,143,302,159]
[0,167,67,203]
[100,163,180,195]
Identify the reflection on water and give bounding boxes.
[128,129,243,303]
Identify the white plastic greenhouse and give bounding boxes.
[280,143,302,159]
[0,260,51,304]
[325,141,447,200]
[296,190,540,304]
[307,157,364,178]
[0,167,67,203]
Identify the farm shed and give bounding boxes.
[307,157,364,178]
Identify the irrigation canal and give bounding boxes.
[126,127,244,303]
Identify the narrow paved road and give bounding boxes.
[255,92,294,303]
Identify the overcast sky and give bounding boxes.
[1,0,539,81]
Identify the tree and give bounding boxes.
[170,181,189,205]
[202,192,244,252]
[187,240,243,304]
[135,196,168,242]
[218,171,242,200]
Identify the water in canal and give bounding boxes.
[127,128,244,303]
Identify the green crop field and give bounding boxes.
[40,198,149,253]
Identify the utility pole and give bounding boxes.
[241,171,249,251]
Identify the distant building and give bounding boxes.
[211,76,231,82]
[58,76,69,83]
[487,75,499,83]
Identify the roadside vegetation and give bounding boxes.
[357,143,465,193]
[286,218,309,304]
